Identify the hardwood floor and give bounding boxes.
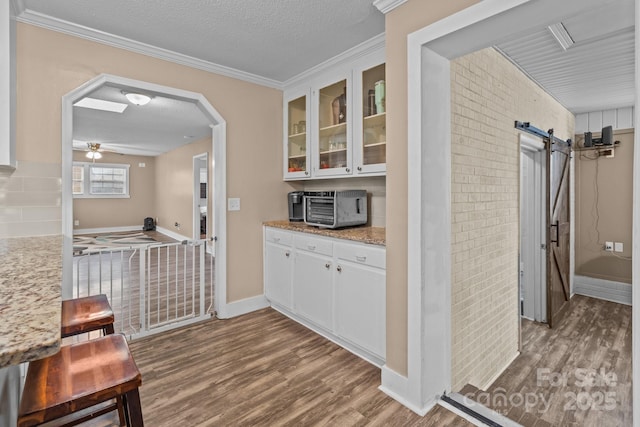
[81,308,470,426]
[60,288,630,426]
[462,295,631,427]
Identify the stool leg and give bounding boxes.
[124,388,144,427]
[104,323,115,335]
[116,396,126,426]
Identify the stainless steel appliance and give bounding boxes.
[304,190,367,229]
[288,191,305,222]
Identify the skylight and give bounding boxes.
[74,97,128,113]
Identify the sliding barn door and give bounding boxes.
[546,131,571,328]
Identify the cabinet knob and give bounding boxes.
[337,265,342,273]
[325,263,331,269]
[357,166,362,171]
[345,168,350,173]
[285,251,290,257]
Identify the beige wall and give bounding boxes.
[72,151,156,230]
[450,48,574,390]
[385,0,480,377]
[155,138,211,239]
[14,23,295,303]
[575,129,633,284]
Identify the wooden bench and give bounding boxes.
[61,294,115,338]
[18,334,143,427]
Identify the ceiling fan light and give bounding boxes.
[86,151,102,160]
[122,91,152,106]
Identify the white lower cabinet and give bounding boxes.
[264,226,386,365]
[293,250,333,330]
[335,260,385,359]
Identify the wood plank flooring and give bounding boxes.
[80,308,470,426]
[59,293,630,426]
[462,295,631,427]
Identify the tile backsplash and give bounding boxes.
[303,176,386,227]
[0,161,62,238]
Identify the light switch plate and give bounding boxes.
[228,198,241,211]
[614,242,624,252]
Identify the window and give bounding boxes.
[73,162,130,198]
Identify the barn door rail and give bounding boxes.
[514,121,572,148]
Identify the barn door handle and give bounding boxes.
[550,221,559,247]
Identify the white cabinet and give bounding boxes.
[283,45,385,180]
[264,229,294,309]
[335,243,386,358]
[263,226,386,365]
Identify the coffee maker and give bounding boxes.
[288,191,305,222]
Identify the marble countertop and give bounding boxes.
[0,235,63,368]
[264,220,385,246]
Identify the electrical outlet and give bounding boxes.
[615,242,624,252]
[228,198,241,211]
[74,220,79,226]
[604,241,613,252]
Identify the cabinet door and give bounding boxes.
[264,243,293,309]
[313,75,352,177]
[335,262,385,358]
[293,250,333,330]
[353,59,386,175]
[284,90,310,180]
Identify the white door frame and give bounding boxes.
[193,152,208,241]
[520,133,546,322]
[380,0,638,416]
[61,74,229,318]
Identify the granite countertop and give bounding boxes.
[264,220,385,246]
[0,235,63,368]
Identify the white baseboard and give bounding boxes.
[155,226,191,242]
[574,275,632,306]
[379,365,435,416]
[73,225,141,235]
[217,294,270,319]
[479,351,520,391]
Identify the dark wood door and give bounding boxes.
[546,130,571,328]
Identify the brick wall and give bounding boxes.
[450,48,574,390]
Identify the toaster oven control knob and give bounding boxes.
[336,265,342,273]
[357,166,362,171]
[345,168,350,173]
[325,263,331,269]
[285,251,290,257]
[305,171,309,176]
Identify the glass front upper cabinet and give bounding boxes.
[359,63,386,172]
[286,94,309,178]
[316,78,351,175]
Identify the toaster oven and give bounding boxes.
[304,190,367,229]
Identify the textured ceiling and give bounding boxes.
[19,0,385,82]
[73,84,212,157]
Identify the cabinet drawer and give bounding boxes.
[335,243,385,269]
[294,234,333,256]
[265,228,293,246]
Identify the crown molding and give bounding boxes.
[14,9,283,90]
[283,32,385,90]
[373,0,408,14]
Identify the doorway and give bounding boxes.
[193,153,209,240]
[61,74,228,320]
[520,134,546,323]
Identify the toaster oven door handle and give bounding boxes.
[356,198,361,214]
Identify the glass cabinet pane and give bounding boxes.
[362,64,386,166]
[318,80,348,170]
[287,95,307,173]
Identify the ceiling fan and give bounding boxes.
[85,142,104,162]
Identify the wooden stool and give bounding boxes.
[61,294,115,338]
[18,334,144,427]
